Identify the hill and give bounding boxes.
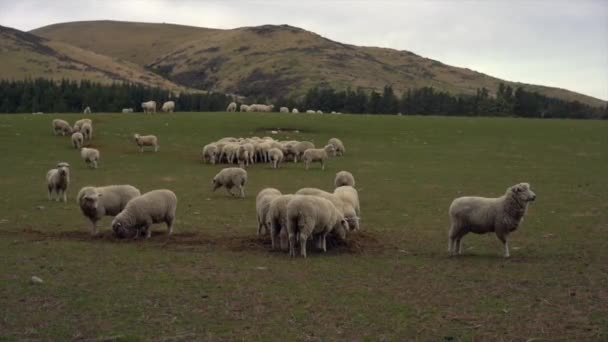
[32,20,605,107]
[0,25,187,92]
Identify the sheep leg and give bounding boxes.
[90,219,98,236]
[144,224,152,239]
[155,145,159,152]
[62,189,67,202]
[299,233,308,258]
[279,229,289,250]
[139,146,143,153]
[270,224,278,250]
[166,215,175,235]
[48,186,53,200]
[322,233,328,252]
[288,233,296,257]
[496,232,510,258]
[321,160,325,171]
[239,185,245,199]
[305,161,309,170]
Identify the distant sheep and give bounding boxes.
[77,185,141,235]
[52,119,72,136]
[212,167,248,198]
[46,162,70,202]
[71,132,84,149]
[121,108,134,113]
[240,104,249,112]
[334,171,355,188]
[292,108,299,113]
[306,110,315,114]
[291,141,315,163]
[328,138,345,156]
[448,183,537,258]
[256,188,282,235]
[83,106,92,114]
[266,194,295,250]
[161,101,175,113]
[81,122,93,140]
[268,148,284,169]
[134,134,159,152]
[141,100,157,114]
[280,107,289,113]
[302,144,335,170]
[316,110,323,114]
[112,189,177,239]
[80,147,100,168]
[72,118,91,133]
[248,104,274,112]
[202,143,218,164]
[227,102,237,112]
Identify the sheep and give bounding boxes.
[237,145,251,168]
[247,104,274,112]
[292,108,299,114]
[240,104,249,112]
[202,143,218,164]
[217,137,238,143]
[448,183,537,258]
[134,134,159,152]
[81,122,93,141]
[52,119,72,136]
[240,143,255,165]
[256,142,272,163]
[268,148,284,169]
[226,102,237,112]
[316,110,323,114]
[121,108,134,113]
[334,171,355,188]
[334,185,361,225]
[280,107,289,113]
[266,194,295,250]
[212,167,247,198]
[77,185,141,235]
[46,162,70,202]
[290,141,315,163]
[220,143,239,164]
[81,147,100,168]
[111,189,177,239]
[161,101,175,113]
[286,195,349,258]
[306,110,316,114]
[141,100,157,114]
[295,187,360,232]
[71,132,84,149]
[256,188,282,236]
[72,118,91,133]
[328,138,345,156]
[83,106,92,114]
[302,144,335,170]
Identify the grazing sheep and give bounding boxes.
[81,122,93,141]
[217,137,238,143]
[83,106,92,114]
[80,147,100,168]
[220,143,240,164]
[134,134,159,152]
[291,141,315,163]
[52,119,72,136]
[292,108,299,114]
[240,104,249,112]
[202,143,218,164]
[266,194,295,250]
[240,143,255,165]
[162,101,175,113]
[302,144,335,170]
[121,108,134,113]
[77,185,141,235]
[256,188,282,235]
[212,167,247,198]
[268,148,284,169]
[46,162,70,202]
[328,138,345,156]
[306,110,316,114]
[227,102,237,112]
[71,132,84,149]
[112,189,177,239]
[334,171,355,188]
[448,183,537,258]
[334,185,361,225]
[237,145,251,168]
[72,118,91,133]
[141,100,157,114]
[296,188,359,232]
[286,195,349,258]
[280,107,289,113]
[247,104,274,112]
[256,142,271,163]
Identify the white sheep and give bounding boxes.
[286,195,349,258]
[328,138,345,156]
[292,108,299,114]
[77,185,141,235]
[202,143,218,164]
[306,110,316,114]
[81,147,100,168]
[52,119,72,136]
[255,141,271,163]
[266,194,295,250]
[240,104,249,112]
[81,122,93,140]
[134,134,159,152]
[72,118,91,133]
[112,189,177,239]
[83,106,92,114]
[220,143,239,164]
[268,148,284,169]
[71,132,84,149]
[46,162,70,202]
[290,141,315,163]
[141,100,157,114]
[334,171,355,188]
[256,188,282,236]
[237,145,251,168]
[296,187,360,232]
[302,144,335,170]
[448,183,537,258]
[212,167,247,198]
[226,102,237,112]
[162,101,175,113]
[280,107,289,113]
[240,143,255,165]
[121,108,134,113]
[334,185,361,226]
[316,110,323,114]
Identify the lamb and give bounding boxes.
[83,106,92,114]
[80,147,100,168]
[280,107,289,113]
[291,108,299,114]
[334,185,361,224]
[334,171,355,188]
[111,189,177,239]
[52,119,72,136]
[162,101,175,113]
[77,185,141,235]
[240,104,249,112]
[291,141,315,163]
[266,194,295,250]
[71,132,84,149]
[448,183,537,258]
[328,138,345,156]
[81,122,93,141]
[226,102,237,112]
[134,134,159,152]
[268,148,284,169]
[302,144,335,170]
[46,162,70,202]
[286,195,349,257]
[141,100,157,114]
[202,143,218,164]
[256,188,282,235]
[212,167,247,198]
[121,108,134,113]
[295,187,359,232]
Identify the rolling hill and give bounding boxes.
[25,20,607,107]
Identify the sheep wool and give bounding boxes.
[334,171,355,188]
[112,189,177,239]
[256,188,282,236]
[212,167,248,198]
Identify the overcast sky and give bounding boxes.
[1,0,607,100]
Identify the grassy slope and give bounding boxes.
[32,21,606,107]
[0,113,607,340]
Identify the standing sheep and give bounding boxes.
[81,122,93,141]
[226,102,237,112]
[266,194,295,251]
[81,147,100,168]
[202,143,218,164]
[134,134,159,152]
[112,189,177,239]
[448,183,537,258]
[212,167,248,198]
[256,188,282,235]
[334,171,355,188]
[237,145,251,168]
[52,119,72,136]
[291,141,315,163]
[280,107,289,113]
[268,148,284,169]
[71,132,84,149]
[46,162,70,202]
[77,185,141,235]
[83,106,92,114]
[296,187,360,232]
[302,144,335,170]
[141,101,157,114]
[72,118,91,133]
[328,138,345,156]
[161,101,175,113]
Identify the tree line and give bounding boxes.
[0,78,606,119]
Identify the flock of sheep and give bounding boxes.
[44,111,537,258]
[226,102,341,115]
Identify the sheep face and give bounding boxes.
[56,163,70,176]
[83,193,102,209]
[346,216,360,231]
[211,178,221,191]
[511,183,536,202]
[334,218,349,239]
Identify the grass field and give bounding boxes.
[0,112,607,340]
